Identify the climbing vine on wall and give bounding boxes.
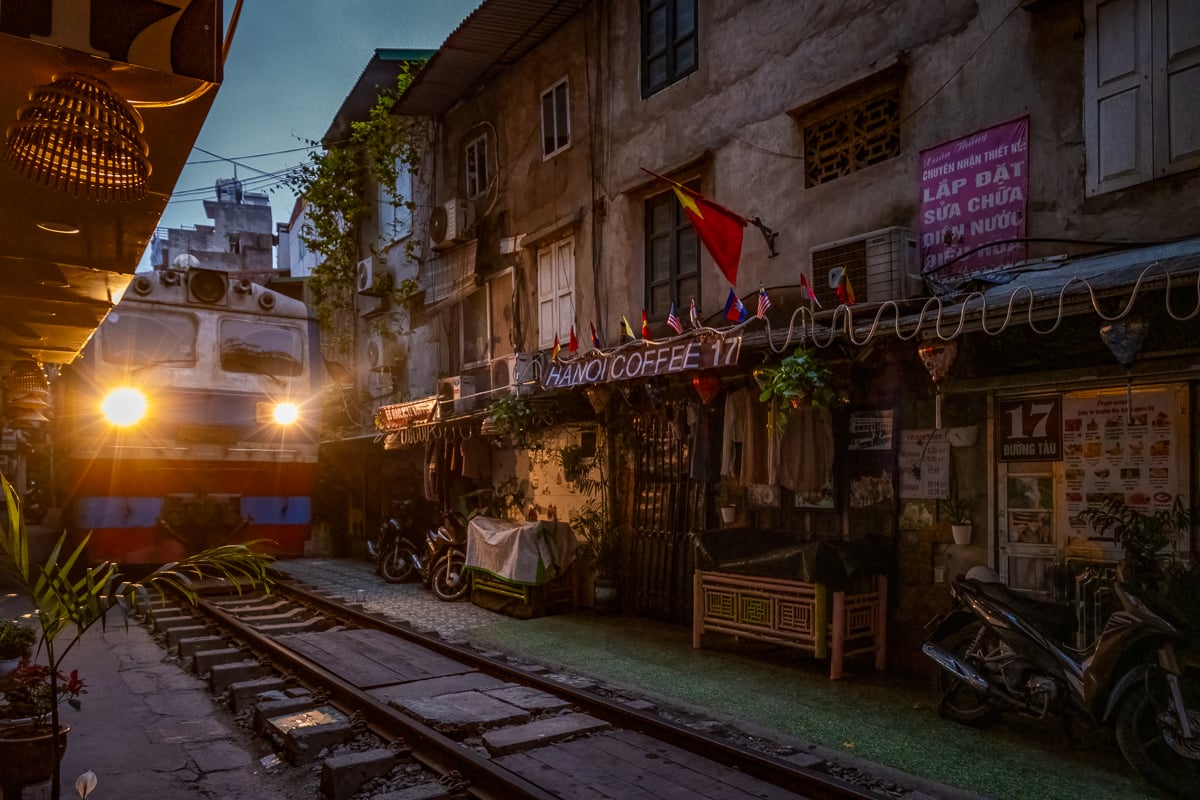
[284,63,428,350]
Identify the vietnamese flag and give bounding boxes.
[836,271,856,305]
[641,309,650,338]
[568,325,579,354]
[642,168,748,286]
[551,333,561,362]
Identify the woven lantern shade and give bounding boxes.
[5,73,151,202]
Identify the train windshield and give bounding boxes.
[219,319,304,377]
[101,311,197,366]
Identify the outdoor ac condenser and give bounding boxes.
[809,227,924,307]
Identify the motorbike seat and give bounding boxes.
[965,578,1077,643]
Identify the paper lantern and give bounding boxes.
[692,371,722,405]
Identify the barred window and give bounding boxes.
[803,87,901,187]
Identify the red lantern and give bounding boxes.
[692,371,722,405]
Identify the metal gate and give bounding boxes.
[625,413,704,622]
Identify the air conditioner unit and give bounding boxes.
[430,198,466,248]
[355,257,375,293]
[809,227,924,308]
[437,375,475,414]
[490,353,536,396]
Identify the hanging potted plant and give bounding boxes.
[486,394,534,445]
[754,346,838,430]
[716,475,741,525]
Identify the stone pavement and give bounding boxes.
[2,595,301,800]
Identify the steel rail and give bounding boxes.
[272,578,879,800]
[193,593,557,800]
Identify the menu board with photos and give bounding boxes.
[1062,388,1179,540]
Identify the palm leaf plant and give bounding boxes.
[0,471,275,799]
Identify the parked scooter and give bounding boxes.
[411,509,470,601]
[923,569,1199,797]
[367,500,425,583]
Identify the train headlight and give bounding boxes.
[273,402,300,425]
[101,387,147,426]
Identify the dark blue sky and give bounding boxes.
[143,0,478,268]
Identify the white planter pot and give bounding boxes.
[719,506,737,524]
[951,524,973,545]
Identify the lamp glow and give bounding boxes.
[273,402,299,425]
[101,388,147,426]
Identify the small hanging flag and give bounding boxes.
[568,325,578,354]
[641,309,650,338]
[723,289,748,323]
[621,315,636,340]
[667,303,683,334]
[590,321,601,348]
[551,333,561,362]
[836,270,856,305]
[799,272,822,307]
[756,286,771,319]
[689,297,700,329]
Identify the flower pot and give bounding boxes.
[0,723,68,790]
[951,524,973,545]
[593,577,619,613]
[719,506,737,525]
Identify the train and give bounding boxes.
[56,265,320,565]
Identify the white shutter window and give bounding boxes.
[1085,0,1153,195]
[537,236,575,349]
[1154,0,1200,176]
[1085,0,1200,195]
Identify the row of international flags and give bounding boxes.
[549,169,857,362]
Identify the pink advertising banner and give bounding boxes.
[919,117,1029,284]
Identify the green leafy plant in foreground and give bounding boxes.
[0,471,275,799]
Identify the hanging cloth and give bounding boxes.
[778,404,835,499]
[720,387,769,484]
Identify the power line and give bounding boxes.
[185,143,316,165]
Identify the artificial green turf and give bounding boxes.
[465,613,1168,800]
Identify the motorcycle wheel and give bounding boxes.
[1115,667,1200,798]
[933,622,998,725]
[430,550,470,601]
[379,541,417,583]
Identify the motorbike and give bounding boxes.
[411,508,471,601]
[367,500,425,583]
[923,570,1199,798]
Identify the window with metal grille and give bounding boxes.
[645,184,699,320]
[640,0,697,98]
[803,88,901,187]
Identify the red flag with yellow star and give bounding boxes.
[568,325,578,354]
[641,168,748,286]
[641,309,650,338]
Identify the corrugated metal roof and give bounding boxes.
[324,48,436,143]
[395,1,584,117]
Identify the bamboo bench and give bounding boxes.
[690,531,888,680]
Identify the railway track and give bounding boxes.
[149,577,890,800]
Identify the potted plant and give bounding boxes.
[0,472,274,800]
[754,346,838,430]
[571,499,620,611]
[486,394,534,440]
[716,475,741,525]
[942,491,973,545]
[0,619,35,674]
[1079,495,1197,587]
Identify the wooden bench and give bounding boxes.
[690,531,888,679]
